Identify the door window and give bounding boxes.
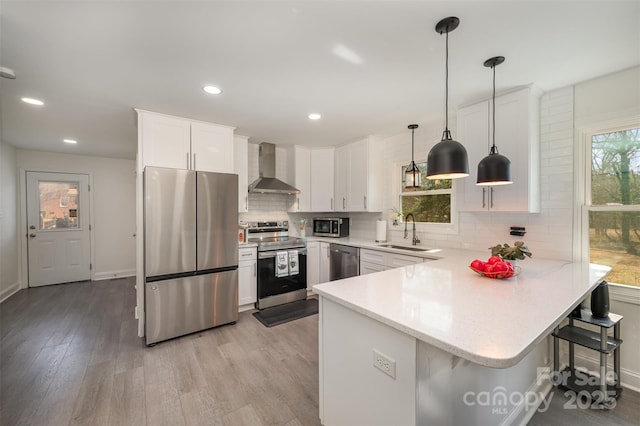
[38,181,80,230]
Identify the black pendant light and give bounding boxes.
[476,56,512,186]
[405,124,422,188]
[426,16,469,180]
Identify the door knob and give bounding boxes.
[29,233,36,238]
[29,225,36,230]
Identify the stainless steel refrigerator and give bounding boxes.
[144,166,238,345]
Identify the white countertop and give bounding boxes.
[312,249,611,368]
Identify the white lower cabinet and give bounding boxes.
[306,241,320,289]
[319,242,331,283]
[307,241,331,288]
[360,261,386,275]
[238,247,257,309]
[359,248,425,275]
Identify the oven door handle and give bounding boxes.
[258,248,307,259]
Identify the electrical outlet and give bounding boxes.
[373,349,396,379]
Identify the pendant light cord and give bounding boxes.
[411,127,415,160]
[443,30,450,140]
[491,64,497,154]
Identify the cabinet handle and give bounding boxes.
[254,262,257,277]
[482,188,486,208]
[364,195,367,210]
[343,197,346,209]
[193,153,196,170]
[331,198,334,210]
[186,152,190,169]
[490,187,494,209]
[245,196,248,210]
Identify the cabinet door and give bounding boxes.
[490,88,537,212]
[140,112,191,169]
[306,241,320,289]
[234,135,249,212]
[238,260,257,306]
[456,101,490,211]
[294,146,312,212]
[360,260,386,275]
[334,145,348,212]
[311,148,335,212]
[347,139,368,211]
[319,242,331,283]
[190,122,234,173]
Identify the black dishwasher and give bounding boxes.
[329,244,360,281]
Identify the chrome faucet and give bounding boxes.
[404,213,420,246]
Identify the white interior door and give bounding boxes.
[26,172,91,287]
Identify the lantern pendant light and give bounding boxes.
[405,124,422,189]
[476,56,512,186]
[426,16,469,180]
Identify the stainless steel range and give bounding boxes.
[248,221,307,309]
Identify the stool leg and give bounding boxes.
[553,327,559,381]
[614,323,621,394]
[600,326,608,406]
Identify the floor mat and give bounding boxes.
[253,298,318,327]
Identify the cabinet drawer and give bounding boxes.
[239,247,257,260]
[360,249,386,265]
[360,261,387,275]
[386,253,423,268]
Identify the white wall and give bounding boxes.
[1,141,20,301]
[16,150,136,282]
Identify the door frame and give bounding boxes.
[19,168,96,289]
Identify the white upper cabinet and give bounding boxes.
[311,147,335,211]
[234,135,249,212]
[190,122,234,173]
[333,137,383,212]
[137,110,235,173]
[287,145,312,212]
[334,145,349,212]
[139,111,191,169]
[456,86,541,212]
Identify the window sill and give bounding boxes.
[609,283,640,305]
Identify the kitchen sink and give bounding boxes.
[377,244,432,252]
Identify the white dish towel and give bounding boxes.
[288,250,299,275]
[276,251,289,277]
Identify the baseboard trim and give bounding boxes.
[93,269,136,281]
[574,352,640,392]
[502,362,553,426]
[0,281,21,303]
[239,303,256,313]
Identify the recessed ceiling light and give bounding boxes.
[308,113,321,120]
[63,139,78,144]
[0,66,16,79]
[203,85,222,95]
[21,97,44,106]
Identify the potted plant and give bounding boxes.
[490,241,532,264]
[391,207,403,226]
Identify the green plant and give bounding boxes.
[490,241,533,261]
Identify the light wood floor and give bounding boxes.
[1,277,638,426]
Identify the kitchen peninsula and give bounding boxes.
[313,250,610,425]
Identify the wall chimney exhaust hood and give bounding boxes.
[248,142,300,194]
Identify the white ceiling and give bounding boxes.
[1,1,638,160]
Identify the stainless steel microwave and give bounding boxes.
[313,218,349,238]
